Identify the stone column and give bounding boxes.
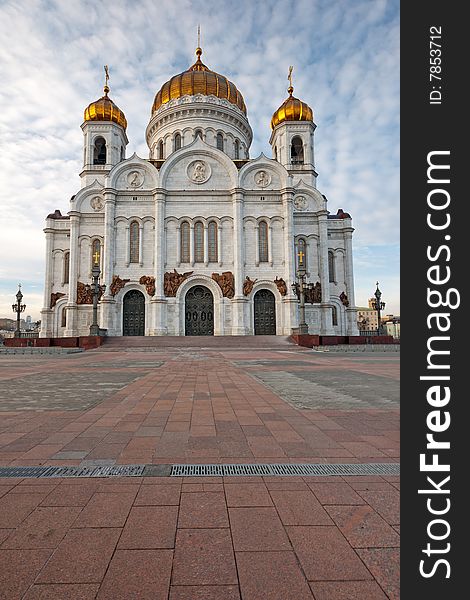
[344,227,359,335]
[217,222,223,266]
[318,212,335,335]
[39,226,55,337]
[150,190,167,335]
[190,223,195,266]
[139,223,144,266]
[231,188,247,334]
[268,221,273,266]
[64,212,80,336]
[281,186,298,334]
[100,189,117,334]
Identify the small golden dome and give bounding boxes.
[84,85,127,129]
[270,85,313,129]
[152,48,246,115]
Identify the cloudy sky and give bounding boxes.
[0,0,399,320]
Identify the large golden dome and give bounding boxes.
[152,48,246,115]
[84,85,127,130]
[270,85,313,129]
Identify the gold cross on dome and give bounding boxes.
[288,65,293,88]
[104,65,109,87]
[93,251,100,265]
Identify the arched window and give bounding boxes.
[63,251,70,284]
[332,305,338,326]
[194,222,204,263]
[180,222,190,262]
[328,250,335,282]
[129,221,140,263]
[91,239,101,268]
[297,238,307,271]
[234,139,240,160]
[208,222,218,262]
[61,307,67,328]
[291,136,304,165]
[216,132,224,151]
[259,221,268,263]
[194,129,203,140]
[93,137,107,165]
[174,133,182,151]
[158,140,164,159]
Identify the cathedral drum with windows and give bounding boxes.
[40,49,359,337]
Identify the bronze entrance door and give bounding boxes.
[123,290,145,336]
[254,289,276,335]
[185,286,214,336]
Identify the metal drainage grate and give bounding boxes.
[170,463,400,477]
[0,464,145,479]
[0,466,51,478]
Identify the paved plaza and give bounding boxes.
[0,339,400,599]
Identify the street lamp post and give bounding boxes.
[12,284,26,338]
[291,248,310,335]
[89,252,105,336]
[372,282,385,335]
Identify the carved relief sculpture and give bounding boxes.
[255,170,270,187]
[139,275,156,296]
[50,292,65,308]
[243,276,257,296]
[163,270,193,297]
[110,275,130,297]
[340,291,350,307]
[212,271,235,298]
[188,160,210,183]
[274,276,287,296]
[304,281,322,304]
[90,196,104,211]
[77,281,104,305]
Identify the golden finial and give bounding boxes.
[287,65,294,95]
[104,65,110,95]
[196,24,202,58]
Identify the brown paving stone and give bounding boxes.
[270,490,333,526]
[224,483,272,507]
[0,529,13,545]
[229,507,290,551]
[348,480,395,491]
[325,505,400,548]
[172,528,237,585]
[178,492,229,528]
[118,506,178,549]
[23,583,100,600]
[0,548,52,599]
[0,492,45,528]
[308,482,366,505]
[169,585,241,600]
[309,580,388,600]
[73,492,135,528]
[358,489,400,525]
[97,549,173,600]
[2,506,81,549]
[41,483,99,507]
[36,528,121,584]
[135,483,181,505]
[287,526,373,581]
[265,481,309,491]
[357,548,400,600]
[236,551,313,600]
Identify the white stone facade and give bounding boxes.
[40,86,359,338]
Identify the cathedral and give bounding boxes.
[40,46,359,338]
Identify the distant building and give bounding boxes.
[357,298,379,331]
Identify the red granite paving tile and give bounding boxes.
[309,580,388,599]
[0,548,52,599]
[118,506,178,549]
[182,483,204,492]
[178,492,229,528]
[229,507,290,551]
[224,483,272,507]
[94,483,140,494]
[237,552,313,599]
[340,442,387,458]
[287,526,373,581]
[172,529,237,585]
[348,480,395,491]
[73,492,135,528]
[270,490,333,526]
[0,484,17,498]
[96,549,173,600]
[0,529,13,544]
[41,483,98,507]
[9,484,58,497]
[169,585,240,600]
[36,528,120,584]
[21,445,66,459]
[202,483,224,491]
[135,484,181,505]
[325,505,400,548]
[165,422,190,432]
[357,548,400,600]
[246,437,286,457]
[0,493,45,528]
[308,482,366,505]
[265,481,310,490]
[22,583,100,600]
[2,506,82,549]
[358,490,400,525]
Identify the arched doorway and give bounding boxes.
[185,285,214,336]
[123,290,145,336]
[254,289,276,335]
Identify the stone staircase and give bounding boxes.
[98,335,295,351]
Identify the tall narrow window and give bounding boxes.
[328,250,335,282]
[274,146,278,161]
[174,133,182,151]
[332,305,338,326]
[234,139,240,159]
[93,137,107,165]
[63,251,70,284]
[208,222,218,262]
[194,129,203,140]
[158,140,164,159]
[216,132,224,151]
[291,136,304,165]
[180,222,190,262]
[297,238,307,271]
[61,307,67,328]
[194,222,204,263]
[91,239,101,268]
[121,146,125,161]
[259,221,268,263]
[130,221,139,263]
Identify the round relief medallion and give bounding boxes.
[293,196,308,211]
[90,196,104,211]
[127,170,144,188]
[187,160,211,184]
[255,170,271,188]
